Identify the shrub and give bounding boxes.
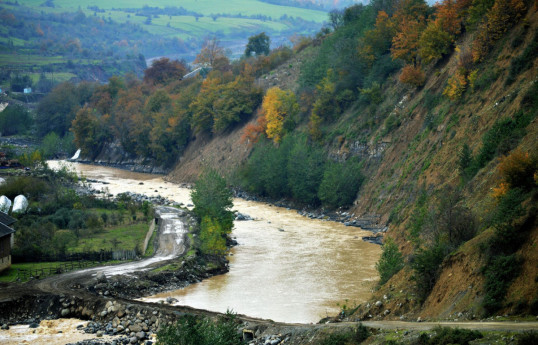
[428,327,483,345]
[497,149,537,191]
[376,238,404,285]
[443,69,467,100]
[399,65,426,87]
[517,331,538,345]
[506,31,538,85]
[319,332,353,345]
[482,254,521,314]
[157,312,242,345]
[411,244,447,302]
[354,323,371,343]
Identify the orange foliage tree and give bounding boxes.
[241,115,267,145]
[399,64,426,86]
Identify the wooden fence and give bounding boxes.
[15,261,98,281]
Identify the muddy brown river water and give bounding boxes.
[48,161,381,323]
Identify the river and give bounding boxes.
[48,161,381,324]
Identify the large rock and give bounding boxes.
[0,178,6,186]
[0,195,11,213]
[12,195,28,214]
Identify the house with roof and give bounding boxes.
[0,212,16,272]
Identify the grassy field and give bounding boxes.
[11,0,326,49]
[15,0,327,21]
[71,222,151,253]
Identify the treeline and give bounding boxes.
[68,38,299,167]
[238,134,363,208]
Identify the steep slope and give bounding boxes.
[166,4,538,320]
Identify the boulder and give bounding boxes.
[12,195,28,214]
[0,195,11,213]
[96,271,107,283]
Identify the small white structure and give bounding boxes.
[23,87,32,94]
[12,195,28,214]
[71,148,81,160]
[0,196,11,214]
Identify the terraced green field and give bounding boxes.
[16,0,327,21]
[12,0,326,44]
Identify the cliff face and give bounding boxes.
[164,8,538,319]
[75,140,168,174]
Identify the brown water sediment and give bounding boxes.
[48,161,381,323]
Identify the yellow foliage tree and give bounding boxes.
[443,69,467,100]
[262,87,299,143]
[199,216,227,256]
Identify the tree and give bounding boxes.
[376,237,404,285]
[390,0,429,64]
[262,87,299,143]
[0,104,32,136]
[418,21,453,64]
[191,168,234,233]
[329,9,344,30]
[399,64,426,87]
[245,32,270,57]
[143,58,188,85]
[199,216,227,255]
[318,159,363,208]
[194,37,227,68]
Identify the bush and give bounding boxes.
[426,327,483,345]
[376,238,404,285]
[482,254,521,314]
[319,332,353,345]
[411,244,447,302]
[506,31,538,85]
[157,312,242,345]
[318,159,363,208]
[0,176,50,200]
[399,65,426,87]
[517,331,538,345]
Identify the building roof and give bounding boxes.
[0,222,14,237]
[0,212,16,226]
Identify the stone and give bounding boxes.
[61,308,70,317]
[384,309,391,316]
[101,311,108,317]
[29,322,39,328]
[97,330,104,337]
[375,301,383,307]
[96,271,107,283]
[1,324,9,330]
[136,331,146,340]
[130,337,138,344]
[129,324,142,333]
[417,317,422,322]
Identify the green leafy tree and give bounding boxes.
[191,168,234,233]
[318,159,364,208]
[376,237,404,285]
[0,104,32,136]
[245,32,270,57]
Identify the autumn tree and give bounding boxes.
[143,58,188,85]
[194,37,227,69]
[71,106,101,155]
[241,116,267,146]
[399,64,426,86]
[390,0,429,65]
[418,21,453,64]
[358,11,396,65]
[262,87,299,143]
